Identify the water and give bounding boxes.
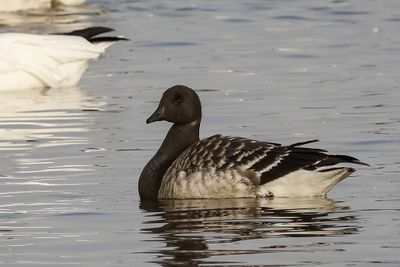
[0,0,399,266]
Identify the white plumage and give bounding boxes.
[0,27,125,91]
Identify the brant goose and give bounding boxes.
[139,85,368,200]
[0,27,127,91]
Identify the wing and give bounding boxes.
[168,135,368,185]
[168,134,279,174]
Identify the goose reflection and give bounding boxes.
[140,198,360,267]
[0,86,105,245]
[0,86,104,147]
[0,4,101,33]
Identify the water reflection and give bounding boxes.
[0,86,104,193]
[0,4,101,33]
[140,198,360,266]
[0,86,104,255]
[0,86,103,112]
[0,86,104,148]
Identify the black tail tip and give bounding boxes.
[336,154,370,167]
[347,167,356,173]
[353,159,370,167]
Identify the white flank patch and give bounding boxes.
[256,168,352,197]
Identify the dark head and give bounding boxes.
[146,85,202,125]
[139,85,201,200]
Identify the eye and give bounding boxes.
[174,96,182,105]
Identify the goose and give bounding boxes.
[0,0,85,12]
[0,27,127,91]
[139,85,369,200]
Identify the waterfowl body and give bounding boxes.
[0,0,85,12]
[139,85,368,200]
[0,27,126,91]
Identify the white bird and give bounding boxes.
[0,0,85,12]
[139,85,369,200]
[0,27,127,91]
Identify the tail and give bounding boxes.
[289,139,370,168]
[315,167,356,195]
[261,167,356,197]
[61,27,129,43]
[313,154,370,169]
[259,139,369,186]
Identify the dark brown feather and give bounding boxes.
[169,135,368,186]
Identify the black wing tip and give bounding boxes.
[289,140,370,167]
[61,27,129,42]
[89,36,130,43]
[334,154,370,167]
[290,139,320,147]
[351,159,370,167]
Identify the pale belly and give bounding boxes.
[158,169,258,199]
[158,168,352,199]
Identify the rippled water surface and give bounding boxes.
[0,0,399,266]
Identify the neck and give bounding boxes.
[139,120,200,200]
